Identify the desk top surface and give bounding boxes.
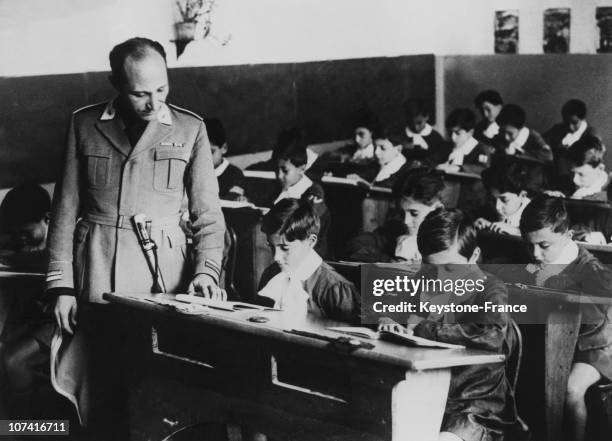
[104,292,504,371]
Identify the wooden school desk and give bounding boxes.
[508,285,612,441]
[104,292,504,441]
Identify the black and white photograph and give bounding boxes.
[2,1,612,441]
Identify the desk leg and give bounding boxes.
[392,369,450,441]
[545,306,581,441]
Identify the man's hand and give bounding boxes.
[188,273,227,300]
[54,295,77,334]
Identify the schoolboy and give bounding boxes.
[437,108,491,175]
[494,104,553,163]
[381,209,528,441]
[205,117,246,201]
[256,198,360,323]
[474,90,504,145]
[564,135,610,201]
[402,98,449,165]
[519,196,612,441]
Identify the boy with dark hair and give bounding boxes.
[565,135,609,201]
[474,90,504,144]
[519,195,612,441]
[380,208,528,441]
[204,118,246,201]
[256,198,359,323]
[402,98,449,165]
[494,104,553,163]
[437,108,491,174]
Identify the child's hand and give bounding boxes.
[474,217,492,229]
[544,190,566,198]
[489,222,518,235]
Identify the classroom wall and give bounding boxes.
[442,54,612,169]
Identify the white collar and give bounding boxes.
[561,120,588,147]
[503,198,529,227]
[352,143,375,160]
[100,98,172,126]
[549,240,580,265]
[305,148,318,170]
[483,121,500,139]
[406,124,433,138]
[286,248,323,282]
[571,169,609,199]
[274,174,313,204]
[507,127,530,154]
[215,158,230,177]
[447,137,479,165]
[374,153,406,183]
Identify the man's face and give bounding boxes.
[572,163,602,189]
[116,51,169,122]
[563,114,583,133]
[374,139,401,166]
[523,227,571,264]
[449,126,472,147]
[211,143,227,168]
[491,189,524,219]
[9,218,48,252]
[276,159,304,190]
[481,101,502,124]
[408,114,429,133]
[502,124,520,143]
[354,127,373,149]
[399,196,439,235]
[267,233,315,272]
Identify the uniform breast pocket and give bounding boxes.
[81,145,112,189]
[154,148,188,192]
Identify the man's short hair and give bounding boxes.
[204,118,227,148]
[519,195,569,235]
[562,99,587,120]
[445,108,476,131]
[566,135,606,168]
[109,37,167,85]
[393,171,445,205]
[0,183,50,232]
[261,198,320,240]
[272,128,307,167]
[417,208,477,259]
[474,90,503,109]
[496,104,527,129]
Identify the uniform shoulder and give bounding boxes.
[72,101,108,116]
[167,103,204,121]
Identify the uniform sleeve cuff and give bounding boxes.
[194,259,221,285]
[45,287,76,298]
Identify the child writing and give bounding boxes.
[343,171,444,263]
[474,90,503,145]
[256,198,360,323]
[402,98,449,165]
[519,196,612,441]
[545,99,597,192]
[437,108,491,175]
[205,117,246,201]
[380,208,528,441]
[475,162,544,236]
[494,104,553,163]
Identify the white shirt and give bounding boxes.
[483,122,500,139]
[215,158,230,177]
[274,174,313,204]
[394,234,421,263]
[374,154,406,183]
[503,198,529,228]
[447,137,479,166]
[571,169,609,199]
[561,121,588,147]
[258,249,323,317]
[406,124,433,150]
[352,143,375,161]
[506,127,530,155]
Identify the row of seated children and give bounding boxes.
[0,184,54,418]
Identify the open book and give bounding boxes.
[327,326,464,349]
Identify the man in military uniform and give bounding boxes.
[45,37,225,434]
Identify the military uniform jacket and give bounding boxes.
[46,100,226,302]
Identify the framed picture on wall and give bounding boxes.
[543,8,570,53]
[494,10,519,54]
[597,7,612,53]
